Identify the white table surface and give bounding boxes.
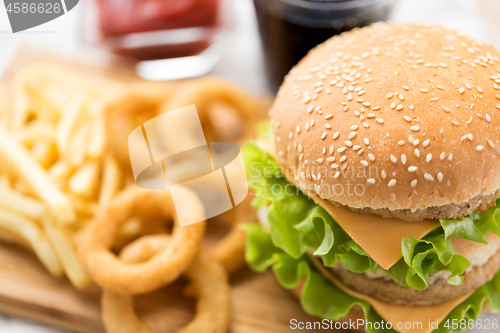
[0,0,498,331]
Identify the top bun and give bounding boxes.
[270,22,500,219]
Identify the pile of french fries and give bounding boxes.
[0,65,140,288]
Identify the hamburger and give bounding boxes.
[242,22,500,333]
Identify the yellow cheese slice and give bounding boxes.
[310,256,472,333]
[257,140,441,269]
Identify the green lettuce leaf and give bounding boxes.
[242,141,500,290]
[243,222,500,333]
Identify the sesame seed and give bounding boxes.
[476,145,484,151]
[398,140,405,146]
[376,118,384,124]
[338,147,347,153]
[298,144,303,152]
[361,160,369,167]
[390,103,396,109]
[399,94,404,101]
[334,171,340,178]
[344,106,349,111]
[451,120,459,126]
[437,173,443,183]
[368,154,375,161]
[322,147,326,154]
[327,157,335,162]
[381,170,387,179]
[489,140,495,148]
[424,173,434,181]
[307,105,314,113]
[333,132,340,139]
[430,98,439,102]
[486,114,491,122]
[390,155,397,163]
[437,85,444,90]
[357,90,365,96]
[403,85,409,91]
[420,88,428,93]
[409,105,414,110]
[288,132,293,139]
[413,139,420,146]
[448,154,453,161]
[299,154,303,161]
[477,86,483,93]
[367,113,375,118]
[408,166,417,172]
[303,96,311,103]
[325,114,333,120]
[372,106,381,110]
[316,185,322,193]
[403,116,411,122]
[466,83,472,89]
[440,152,446,160]
[411,126,420,132]
[351,125,359,130]
[496,105,500,110]
[443,106,451,112]
[363,102,371,107]
[310,119,315,126]
[401,154,407,165]
[388,179,397,187]
[349,132,357,139]
[363,138,369,145]
[423,139,430,147]
[347,94,353,101]
[353,145,361,151]
[414,149,420,158]
[345,141,353,147]
[325,124,331,129]
[296,126,301,133]
[340,156,347,162]
[331,163,339,169]
[367,178,376,184]
[396,104,404,111]
[410,179,418,187]
[386,93,394,99]
[321,132,327,139]
[276,136,281,143]
[426,153,432,162]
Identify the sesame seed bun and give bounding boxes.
[270,22,500,219]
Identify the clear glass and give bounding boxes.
[81,0,234,81]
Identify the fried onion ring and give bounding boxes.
[78,186,206,295]
[102,240,231,333]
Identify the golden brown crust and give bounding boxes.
[271,22,500,215]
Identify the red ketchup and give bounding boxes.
[96,0,220,60]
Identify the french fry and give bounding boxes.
[98,155,121,207]
[15,121,56,146]
[30,141,57,169]
[48,160,74,188]
[67,122,90,166]
[69,161,100,198]
[9,75,32,129]
[0,184,46,219]
[86,117,106,159]
[41,217,90,288]
[0,209,63,277]
[0,127,76,225]
[56,96,84,156]
[69,194,97,218]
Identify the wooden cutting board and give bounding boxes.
[0,233,348,333]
